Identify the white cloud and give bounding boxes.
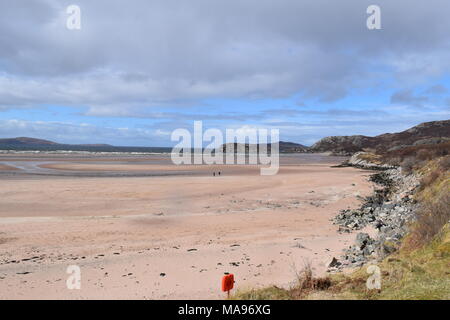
[1,1,450,146]
[1,0,450,115]
[0,119,164,146]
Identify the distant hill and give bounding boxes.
[2,120,449,155]
[0,137,113,148]
[221,141,310,153]
[0,137,170,153]
[0,137,59,146]
[275,141,310,153]
[310,120,450,155]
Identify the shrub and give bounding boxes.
[416,149,430,161]
[405,191,450,250]
[420,170,441,189]
[290,262,332,298]
[381,141,450,167]
[401,157,416,173]
[438,156,450,171]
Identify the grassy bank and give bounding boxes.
[233,224,449,300]
[233,145,450,300]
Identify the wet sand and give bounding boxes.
[0,153,374,299]
[0,164,18,171]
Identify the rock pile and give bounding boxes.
[329,167,420,271]
[347,152,397,170]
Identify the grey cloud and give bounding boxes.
[424,84,448,95]
[390,89,429,107]
[262,107,389,117]
[1,0,450,114]
[262,108,302,117]
[83,107,265,121]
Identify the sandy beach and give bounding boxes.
[0,153,374,299]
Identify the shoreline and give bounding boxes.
[329,163,420,271]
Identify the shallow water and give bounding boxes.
[0,153,348,177]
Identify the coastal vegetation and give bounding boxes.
[233,141,450,300]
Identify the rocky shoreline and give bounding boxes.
[328,157,420,271]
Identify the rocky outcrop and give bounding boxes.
[328,167,420,271]
[346,152,396,170]
[275,141,310,153]
[221,141,310,153]
[311,135,377,155]
[311,120,450,155]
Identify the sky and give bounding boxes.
[0,0,449,147]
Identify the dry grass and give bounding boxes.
[234,223,450,300]
[402,182,450,250]
[289,262,332,299]
[232,262,331,300]
[419,156,450,189]
[401,157,417,174]
[312,224,450,300]
[420,170,440,189]
[234,151,450,300]
[357,152,383,164]
[382,141,450,172]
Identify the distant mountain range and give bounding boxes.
[221,120,449,154]
[221,141,309,153]
[0,137,112,147]
[1,120,449,155]
[0,137,171,153]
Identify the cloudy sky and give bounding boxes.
[1,0,449,146]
